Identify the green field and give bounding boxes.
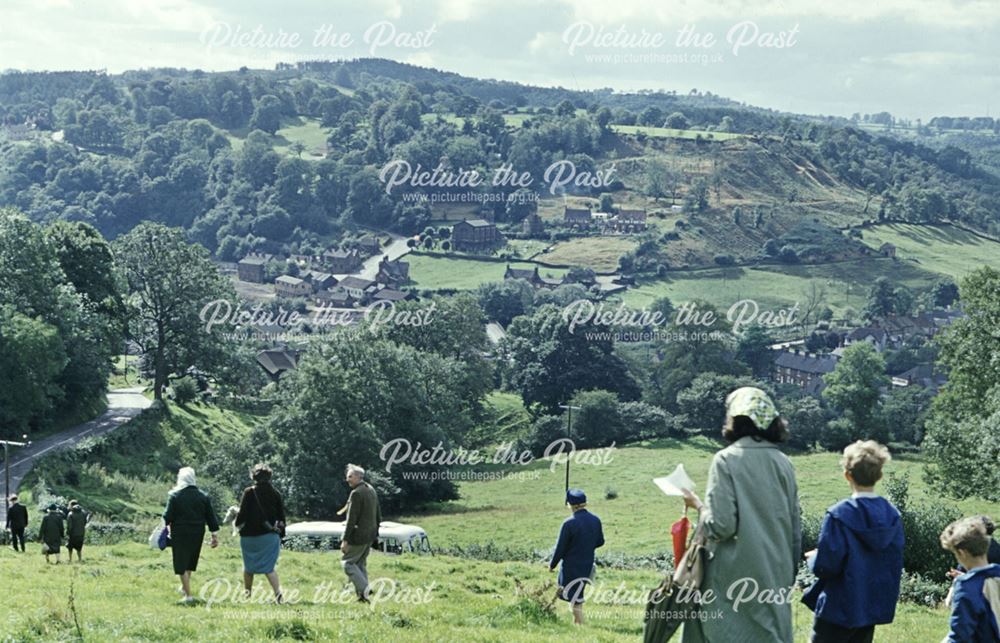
[542,237,638,272]
[223,117,329,159]
[272,118,329,159]
[619,257,943,316]
[859,223,1000,281]
[397,436,999,556]
[407,255,568,290]
[0,540,954,642]
[506,239,551,260]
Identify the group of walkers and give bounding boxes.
[5,496,89,564]
[162,462,381,606]
[546,387,1000,642]
[5,384,998,641]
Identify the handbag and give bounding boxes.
[642,516,708,643]
[157,524,171,550]
[41,543,51,555]
[252,488,285,538]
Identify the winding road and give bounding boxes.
[0,386,151,525]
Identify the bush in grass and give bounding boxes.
[883,472,960,579]
[171,376,199,406]
[898,571,950,607]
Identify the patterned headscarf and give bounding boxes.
[725,387,779,431]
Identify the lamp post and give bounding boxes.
[2,436,29,515]
[558,404,581,496]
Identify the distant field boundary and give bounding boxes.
[409,249,617,274]
[850,218,1000,244]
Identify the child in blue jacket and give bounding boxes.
[803,440,904,643]
[940,516,1000,643]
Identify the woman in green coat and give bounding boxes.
[680,387,801,643]
[163,467,220,604]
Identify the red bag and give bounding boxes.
[670,513,690,565]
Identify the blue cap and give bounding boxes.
[566,489,587,505]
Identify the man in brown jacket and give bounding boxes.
[341,464,381,601]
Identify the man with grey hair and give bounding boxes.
[341,463,381,602]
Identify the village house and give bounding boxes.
[772,349,839,394]
[451,219,505,252]
[564,207,592,227]
[610,209,648,233]
[315,289,354,308]
[337,276,378,302]
[376,256,410,286]
[372,287,415,303]
[879,242,897,258]
[503,265,564,289]
[891,363,947,393]
[301,270,338,291]
[322,248,362,273]
[843,327,888,352]
[237,253,273,283]
[274,275,312,298]
[256,348,301,382]
[353,235,381,257]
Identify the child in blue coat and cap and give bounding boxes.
[803,440,905,643]
[549,488,605,625]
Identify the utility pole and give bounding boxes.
[2,436,29,515]
[558,404,581,496]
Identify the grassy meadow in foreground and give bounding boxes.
[398,437,1000,556]
[0,541,952,642]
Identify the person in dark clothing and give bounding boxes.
[6,495,28,552]
[341,464,381,602]
[39,504,65,564]
[235,463,286,602]
[66,500,89,562]
[549,488,605,625]
[803,440,904,643]
[163,467,220,603]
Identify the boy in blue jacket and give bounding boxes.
[803,440,904,643]
[940,516,1000,643]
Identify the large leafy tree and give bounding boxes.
[115,222,234,401]
[822,342,889,442]
[503,304,641,413]
[266,335,467,515]
[924,267,1000,499]
[0,209,115,432]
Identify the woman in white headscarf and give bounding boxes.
[163,467,221,603]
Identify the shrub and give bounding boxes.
[898,572,950,607]
[883,472,961,579]
[819,417,853,451]
[605,487,618,500]
[172,376,198,405]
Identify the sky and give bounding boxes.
[1,0,997,120]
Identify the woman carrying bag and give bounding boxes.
[235,463,286,603]
[645,387,801,642]
[678,387,801,642]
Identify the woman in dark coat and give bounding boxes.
[163,467,220,603]
[235,463,286,602]
[39,504,64,564]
